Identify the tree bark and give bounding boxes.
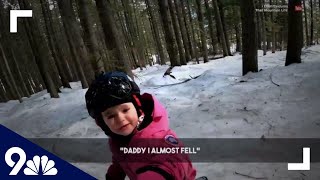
[240,0,258,75]
[204,0,217,55]
[174,0,191,62]
[195,0,208,63]
[168,0,186,65]
[132,0,147,68]
[270,0,276,53]
[158,0,180,66]
[95,0,133,78]
[0,41,23,102]
[180,0,195,60]
[217,0,231,55]
[260,0,267,55]
[52,0,75,82]
[212,0,228,57]
[77,0,105,76]
[285,0,303,66]
[310,0,314,45]
[18,0,59,98]
[57,0,91,88]
[121,0,145,69]
[40,0,71,89]
[145,0,166,65]
[11,48,31,97]
[233,6,242,53]
[0,78,9,102]
[303,0,309,46]
[186,0,199,63]
[256,3,262,49]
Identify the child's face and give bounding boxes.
[101,102,138,136]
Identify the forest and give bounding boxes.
[0,0,319,102]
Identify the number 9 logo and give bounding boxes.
[5,147,26,175]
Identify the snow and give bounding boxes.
[1,46,320,179]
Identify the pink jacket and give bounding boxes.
[107,94,196,180]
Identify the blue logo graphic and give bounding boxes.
[0,125,96,179]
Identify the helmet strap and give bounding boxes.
[132,94,145,130]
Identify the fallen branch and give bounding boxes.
[234,171,268,180]
[152,74,202,89]
[270,72,280,87]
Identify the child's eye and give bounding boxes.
[123,108,129,113]
[107,115,114,119]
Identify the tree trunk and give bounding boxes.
[0,78,9,102]
[18,0,59,98]
[186,0,199,63]
[256,3,262,49]
[204,0,217,55]
[270,0,276,53]
[174,0,191,62]
[40,0,71,89]
[0,41,23,102]
[11,48,31,97]
[52,1,75,82]
[132,0,147,68]
[310,0,314,45]
[212,0,228,57]
[57,0,91,88]
[285,0,303,66]
[121,0,145,69]
[233,6,242,53]
[180,0,195,61]
[195,0,208,63]
[303,0,309,46]
[168,0,186,65]
[157,0,180,66]
[217,0,231,55]
[77,0,105,76]
[145,0,166,65]
[240,0,258,75]
[95,0,133,78]
[0,68,15,100]
[260,0,267,55]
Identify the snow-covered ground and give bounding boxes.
[1,46,320,179]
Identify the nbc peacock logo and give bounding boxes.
[24,155,58,175]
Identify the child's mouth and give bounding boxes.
[119,124,129,130]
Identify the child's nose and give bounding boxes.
[115,113,125,123]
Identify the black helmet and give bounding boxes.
[85,71,140,120]
[85,71,142,138]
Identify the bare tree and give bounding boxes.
[0,42,22,102]
[40,0,71,89]
[240,0,258,75]
[95,0,133,78]
[204,0,217,55]
[195,0,208,63]
[285,0,303,66]
[168,0,186,65]
[57,0,91,88]
[212,0,228,56]
[145,0,166,64]
[174,0,191,62]
[303,0,309,46]
[18,0,59,98]
[158,0,180,66]
[77,0,105,76]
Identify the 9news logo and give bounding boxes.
[5,147,58,176]
[0,125,94,179]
